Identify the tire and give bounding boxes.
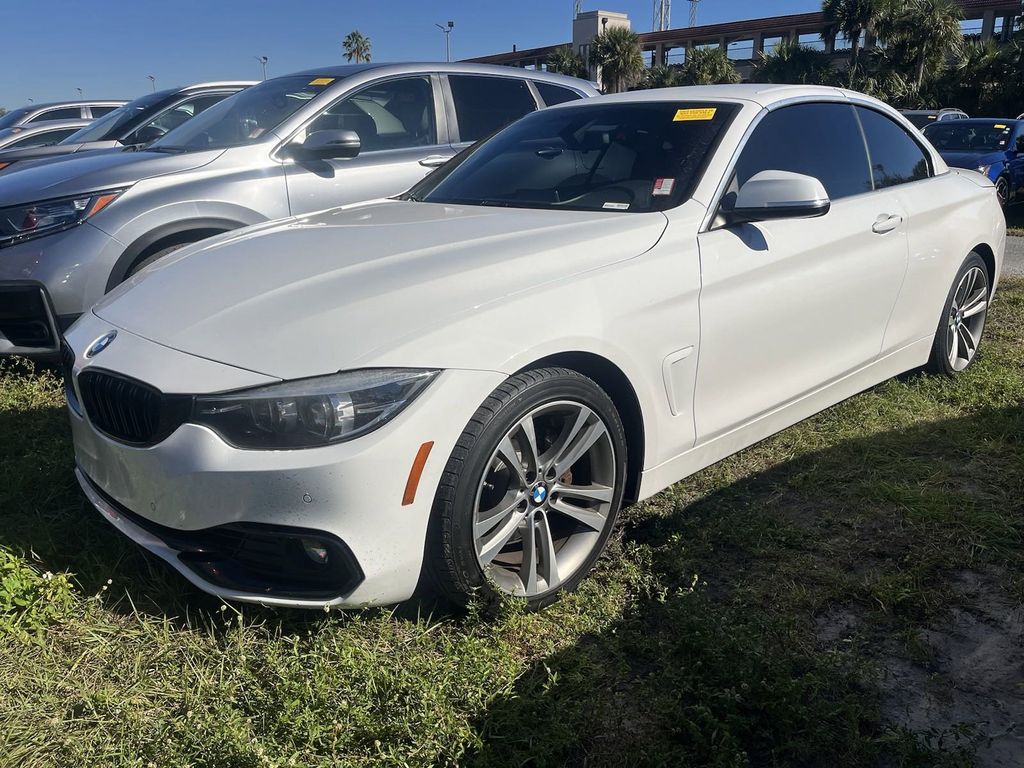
[995,176,1009,209]
[126,242,191,279]
[926,252,991,376]
[427,368,628,611]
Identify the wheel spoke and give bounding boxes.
[536,512,560,590]
[478,509,526,566]
[958,324,977,357]
[550,496,608,531]
[962,290,988,318]
[520,516,538,594]
[948,324,961,366]
[553,482,614,504]
[553,416,607,478]
[475,492,523,538]
[496,434,530,490]
[517,415,540,477]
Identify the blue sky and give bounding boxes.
[0,0,814,107]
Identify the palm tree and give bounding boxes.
[822,0,881,83]
[589,26,645,93]
[753,39,840,85]
[678,47,741,86]
[875,0,962,91]
[342,30,372,63]
[547,46,588,79]
[642,65,682,89]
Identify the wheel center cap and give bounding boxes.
[531,484,548,505]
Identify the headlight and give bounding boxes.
[191,368,439,449]
[977,164,992,176]
[0,189,125,246]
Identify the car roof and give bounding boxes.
[576,83,889,109]
[13,100,126,109]
[279,62,596,90]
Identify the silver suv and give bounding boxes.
[0,101,126,130]
[0,82,254,175]
[0,63,597,357]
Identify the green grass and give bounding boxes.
[1,282,1023,767]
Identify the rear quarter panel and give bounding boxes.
[882,170,1005,354]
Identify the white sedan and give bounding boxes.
[63,85,1005,609]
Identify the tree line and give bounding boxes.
[549,0,1024,116]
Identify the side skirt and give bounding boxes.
[637,336,933,500]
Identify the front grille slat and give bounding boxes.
[78,369,184,446]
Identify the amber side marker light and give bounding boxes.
[402,441,434,506]
[88,193,121,216]
[0,163,9,172]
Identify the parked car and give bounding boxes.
[0,100,125,130]
[901,108,969,130]
[0,63,597,358]
[923,118,1024,208]
[62,85,1005,609]
[0,82,255,175]
[0,120,90,155]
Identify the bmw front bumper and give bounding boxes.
[64,315,504,608]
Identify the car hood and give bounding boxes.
[0,148,223,205]
[937,149,1006,169]
[93,200,669,381]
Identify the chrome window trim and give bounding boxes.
[699,94,947,234]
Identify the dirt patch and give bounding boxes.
[877,569,1024,767]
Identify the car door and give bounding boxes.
[283,74,453,215]
[693,101,910,443]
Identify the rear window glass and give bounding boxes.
[537,82,585,107]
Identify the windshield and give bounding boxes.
[414,101,738,213]
[924,121,1015,152]
[62,90,172,144]
[151,75,339,152]
[0,108,31,131]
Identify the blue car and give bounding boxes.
[923,118,1024,209]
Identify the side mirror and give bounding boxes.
[128,125,167,146]
[730,170,831,222]
[281,129,361,162]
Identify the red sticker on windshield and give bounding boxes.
[652,178,675,196]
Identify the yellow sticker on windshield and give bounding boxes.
[994,124,1007,129]
[309,77,335,86]
[674,107,717,122]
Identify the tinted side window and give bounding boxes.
[90,106,119,117]
[29,107,82,122]
[449,75,537,143]
[855,107,931,188]
[307,76,437,153]
[7,128,79,148]
[536,82,584,107]
[734,103,871,200]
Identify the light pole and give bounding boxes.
[435,20,454,62]
[147,75,156,92]
[255,56,268,80]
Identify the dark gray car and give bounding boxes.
[0,63,598,357]
[0,82,254,175]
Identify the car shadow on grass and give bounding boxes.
[465,404,1024,767]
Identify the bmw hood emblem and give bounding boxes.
[85,331,117,358]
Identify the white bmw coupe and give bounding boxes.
[63,85,1005,609]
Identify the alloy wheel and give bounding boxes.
[946,265,989,372]
[472,400,617,597]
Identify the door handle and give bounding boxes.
[872,214,903,234]
[418,155,449,169]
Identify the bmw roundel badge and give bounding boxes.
[85,330,117,359]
